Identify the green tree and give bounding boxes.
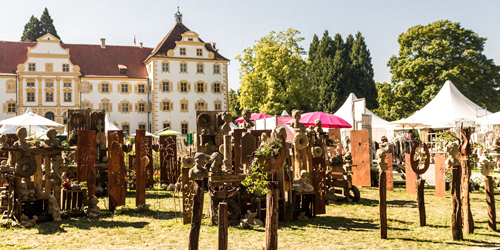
[377,20,500,120]
[21,15,41,42]
[308,31,378,113]
[228,88,242,120]
[236,29,312,115]
[39,8,61,41]
[21,8,61,42]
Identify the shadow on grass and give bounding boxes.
[397,237,500,248]
[124,190,174,199]
[279,215,409,232]
[36,216,149,235]
[342,198,417,208]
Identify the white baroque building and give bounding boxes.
[0,11,228,135]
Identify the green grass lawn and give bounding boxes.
[1,186,499,250]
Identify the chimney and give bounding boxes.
[140,42,143,49]
[100,38,106,49]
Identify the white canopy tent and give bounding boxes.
[334,93,390,141]
[0,124,48,136]
[104,114,120,133]
[391,81,490,129]
[0,108,64,127]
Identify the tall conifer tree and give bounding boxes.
[21,8,61,42]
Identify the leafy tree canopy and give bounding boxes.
[21,8,61,42]
[228,88,242,121]
[374,20,500,120]
[236,29,312,115]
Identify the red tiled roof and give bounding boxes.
[146,22,228,62]
[0,41,152,78]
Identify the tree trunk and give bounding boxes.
[189,180,204,250]
[218,202,228,250]
[461,157,474,234]
[265,182,279,250]
[485,176,496,231]
[379,172,387,239]
[451,166,463,241]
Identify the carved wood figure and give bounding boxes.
[459,127,474,234]
[239,109,254,129]
[189,153,208,179]
[409,142,431,227]
[13,127,29,149]
[445,140,463,241]
[220,111,232,134]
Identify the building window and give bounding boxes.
[197,64,204,74]
[64,92,72,102]
[63,112,68,124]
[181,123,188,134]
[215,103,221,111]
[138,103,145,112]
[197,102,205,111]
[213,83,220,93]
[196,48,202,56]
[162,81,169,92]
[45,81,53,87]
[181,102,188,112]
[162,62,169,72]
[27,92,35,102]
[188,38,193,41]
[120,69,126,74]
[102,103,109,112]
[138,84,145,93]
[28,63,35,71]
[7,103,15,113]
[122,125,130,135]
[180,48,186,55]
[45,112,55,121]
[82,103,90,109]
[180,82,187,92]
[180,63,187,73]
[121,84,128,93]
[163,123,171,129]
[213,65,220,74]
[163,102,170,111]
[27,82,35,87]
[139,124,146,130]
[64,82,71,87]
[121,103,129,112]
[62,64,69,72]
[46,92,54,102]
[102,83,109,93]
[197,82,204,93]
[82,83,89,92]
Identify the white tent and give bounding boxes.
[0,124,48,136]
[104,114,120,133]
[0,108,64,127]
[393,80,491,129]
[476,111,500,126]
[334,93,390,141]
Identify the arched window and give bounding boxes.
[45,111,55,121]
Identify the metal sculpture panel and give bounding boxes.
[405,153,416,195]
[435,153,446,198]
[386,153,394,191]
[350,130,371,187]
[135,130,146,205]
[311,157,326,214]
[145,136,154,188]
[160,135,177,184]
[108,130,125,211]
[182,167,194,224]
[77,130,96,196]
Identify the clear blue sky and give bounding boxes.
[1,1,499,92]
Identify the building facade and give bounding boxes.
[0,11,229,135]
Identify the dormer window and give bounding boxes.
[118,65,127,74]
[188,38,193,41]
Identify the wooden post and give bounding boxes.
[265,181,279,250]
[405,154,416,195]
[223,135,232,174]
[417,179,426,227]
[461,156,474,234]
[218,202,228,250]
[379,171,387,239]
[135,130,146,206]
[451,165,463,241]
[485,176,496,231]
[108,130,125,212]
[386,153,394,191]
[77,130,96,197]
[189,179,205,250]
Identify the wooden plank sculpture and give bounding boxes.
[160,135,177,184]
[77,130,96,197]
[233,129,245,174]
[444,140,463,241]
[328,128,342,157]
[218,202,228,250]
[135,130,146,206]
[145,136,154,188]
[478,156,496,231]
[108,130,125,212]
[459,127,474,234]
[311,156,326,215]
[410,142,430,227]
[350,130,371,187]
[386,153,394,191]
[188,153,208,250]
[182,167,194,224]
[379,171,387,239]
[435,153,446,198]
[265,181,279,250]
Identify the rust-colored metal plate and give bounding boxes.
[405,153,416,195]
[328,129,342,156]
[386,153,394,191]
[350,130,371,187]
[135,130,146,206]
[108,130,125,211]
[233,129,245,174]
[311,157,326,215]
[160,135,178,184]
[435,153,446,198]
[77,130,96,196]
[182,167,194,224]
[145,136,154,188]
[129,155,136,170]
[410,142,430,175]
